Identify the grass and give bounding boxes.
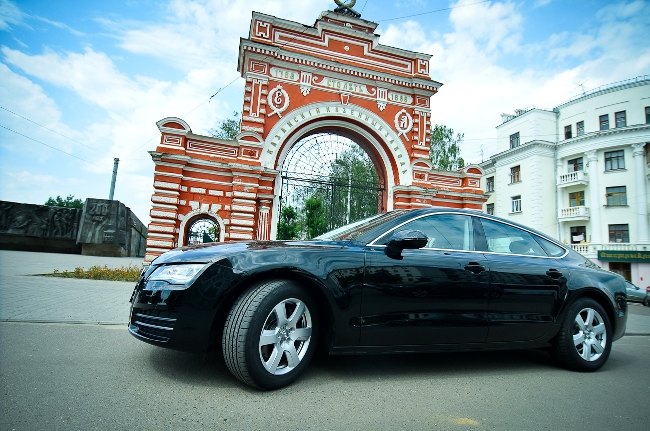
[49,264,142,282]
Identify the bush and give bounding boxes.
[50,264,141,282]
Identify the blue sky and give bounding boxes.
[1,0,649,222]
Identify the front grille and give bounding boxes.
[130,308,178,342]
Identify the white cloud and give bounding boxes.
[448,0,523,53]
[108,0,329,71]
[0,0,24,31]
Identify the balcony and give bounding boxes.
[557,170,588,188]
[558,206,590,221]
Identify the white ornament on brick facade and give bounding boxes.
[394,109,413,140]
[267,85,290,118]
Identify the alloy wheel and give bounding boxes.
[573,307,607,362]
[259,298,313,375]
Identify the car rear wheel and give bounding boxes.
[550,298,612,372]
[222,279,318,389]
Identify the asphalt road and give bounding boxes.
[1,321,648,431]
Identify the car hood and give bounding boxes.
[150,240,350,265]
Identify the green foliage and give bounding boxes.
[277,145,382,240]
[277,205,301,240]
[44,195,84,209]
[304,196,329,239]
[329,146,380,226]
[50,264,141,282]
[430,124,465,171]
[208,111,241,140]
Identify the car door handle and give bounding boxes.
[464,262,486,274]
[546,269,563,279]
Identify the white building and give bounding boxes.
[481,76,650,286]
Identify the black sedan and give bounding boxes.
[129,209,628,389]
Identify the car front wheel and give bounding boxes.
[222,280,318,389]
[550,298,612,372]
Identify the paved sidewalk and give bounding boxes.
[0,250,649,334]
[0,250,139,325]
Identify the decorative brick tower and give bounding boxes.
[144,8,486,262]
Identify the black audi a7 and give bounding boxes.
[129,208,627,389]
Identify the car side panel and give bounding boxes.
[130,245,366,352]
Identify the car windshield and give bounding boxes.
[313,210,407,241]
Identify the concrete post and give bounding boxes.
[109,158,119,200]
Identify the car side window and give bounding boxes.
[534,236,566,257]
[479,218,547,257]
[377,214,473,251]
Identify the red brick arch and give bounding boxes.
[144,9,486,262]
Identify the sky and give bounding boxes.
[1,0,649,223]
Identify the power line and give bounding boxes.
[0,124,108,170]
[377,0,491,22]
[0,106,110,155]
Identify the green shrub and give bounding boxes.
[50,264,141,282]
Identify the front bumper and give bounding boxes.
[128,287,216,353]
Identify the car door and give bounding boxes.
[476,217,569,342]
[361,213,490,346]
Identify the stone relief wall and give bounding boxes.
[0,199,147,257]
[77,199,127,246]
[0,201,81,239]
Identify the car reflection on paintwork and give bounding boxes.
[626,281,649,305]
[128,208,629,390]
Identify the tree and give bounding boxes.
[303,196,329,239]
[430,124,465,171]
[208,111,241,140]
[329,146,380,226]
[44,195,84,209]
[277,205,301,240]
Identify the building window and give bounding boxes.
[576,121,584,136]
[606,186,627,206]
[615,111,626,128]
[570,226,587,244]
[486,203,494,215]
[510,132,520,149]
[564,125,572,139]
[646,106,650,124]
[609,262,631,282]
[609,224,629,243]
[569,191,585,207]
[567,157,583,172]
[486,176,494,192]
[509,165,521,183]
[604,150,625,170]
[599,114,609,131]
[511,196,522,213]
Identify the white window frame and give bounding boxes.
[511,196,522,213]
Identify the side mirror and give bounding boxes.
[384,229,428,260]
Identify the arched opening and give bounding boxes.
[276,132,384,240]
[184,216,220,246]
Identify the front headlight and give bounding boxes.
[145,264,206,291]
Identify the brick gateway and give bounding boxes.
[145,8,486,262]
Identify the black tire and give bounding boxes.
[550,298,612,372]
[222,279,318,389]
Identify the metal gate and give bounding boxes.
[276,133,385,240]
